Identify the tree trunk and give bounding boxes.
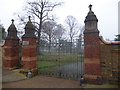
[37,17,42,55]
[37,5,43,55]
[70,36,72,53]
[48,36,51,54]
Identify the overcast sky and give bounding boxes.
[0,0,119,40]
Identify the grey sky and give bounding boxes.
[0,0,119,40]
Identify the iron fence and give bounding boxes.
[37,40,84,80]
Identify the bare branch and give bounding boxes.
[15,0,63,55]
[65,15,80,42]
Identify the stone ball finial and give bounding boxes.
[29,16,31,21]
[11,19,14,24]
[89,4,92,11]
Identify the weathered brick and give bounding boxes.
[85,63,101,75]
[84,6,101,83]
[3,20,19,69]
[22,60,36,69]
[21,17,37,69]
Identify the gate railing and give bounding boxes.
[37,41,84,80]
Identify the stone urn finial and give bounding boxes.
[11,19,14,24]
[29,16,31,21]
[89,4,92,11]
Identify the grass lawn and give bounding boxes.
[37,54,83,74]
[38,67,57,74]
[37,54,83,68]
[37,61,59,68]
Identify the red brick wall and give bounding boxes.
[4,59,19,68]
[85,63,101,75]
[22,47,36,57]
[3,40,19,69]
[100,44,120,81]
[84,32,101,83]
[22,38,37,69]
[22,60,36,68]
[84,46,100,59]
[84,33,100,45]
[5,40,19,46]
[4,47,19,56]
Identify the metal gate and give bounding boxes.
[37,40,84,80]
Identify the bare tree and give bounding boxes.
[42,21,56,53]
[16,0,63,55]
[77,26,84,54]
[65,15,81,53]
[65,15,80,43]
[53,24,65,42]
[42,21,65,53]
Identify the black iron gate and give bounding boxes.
[37,40,84,80]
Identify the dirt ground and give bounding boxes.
[2,70,119,89]
[3,75,81,88]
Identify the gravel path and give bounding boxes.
[2,69,81,88]
[2,61,84,88]
[3,75,81,88]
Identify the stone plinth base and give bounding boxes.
[22,60,36,69]
[4,59,19,70]
[20,68,38,76]
[84,74,103,84]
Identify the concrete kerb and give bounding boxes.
[2,69,27,83]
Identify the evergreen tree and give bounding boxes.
[115,34,120,41]
[0,24,6,43]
